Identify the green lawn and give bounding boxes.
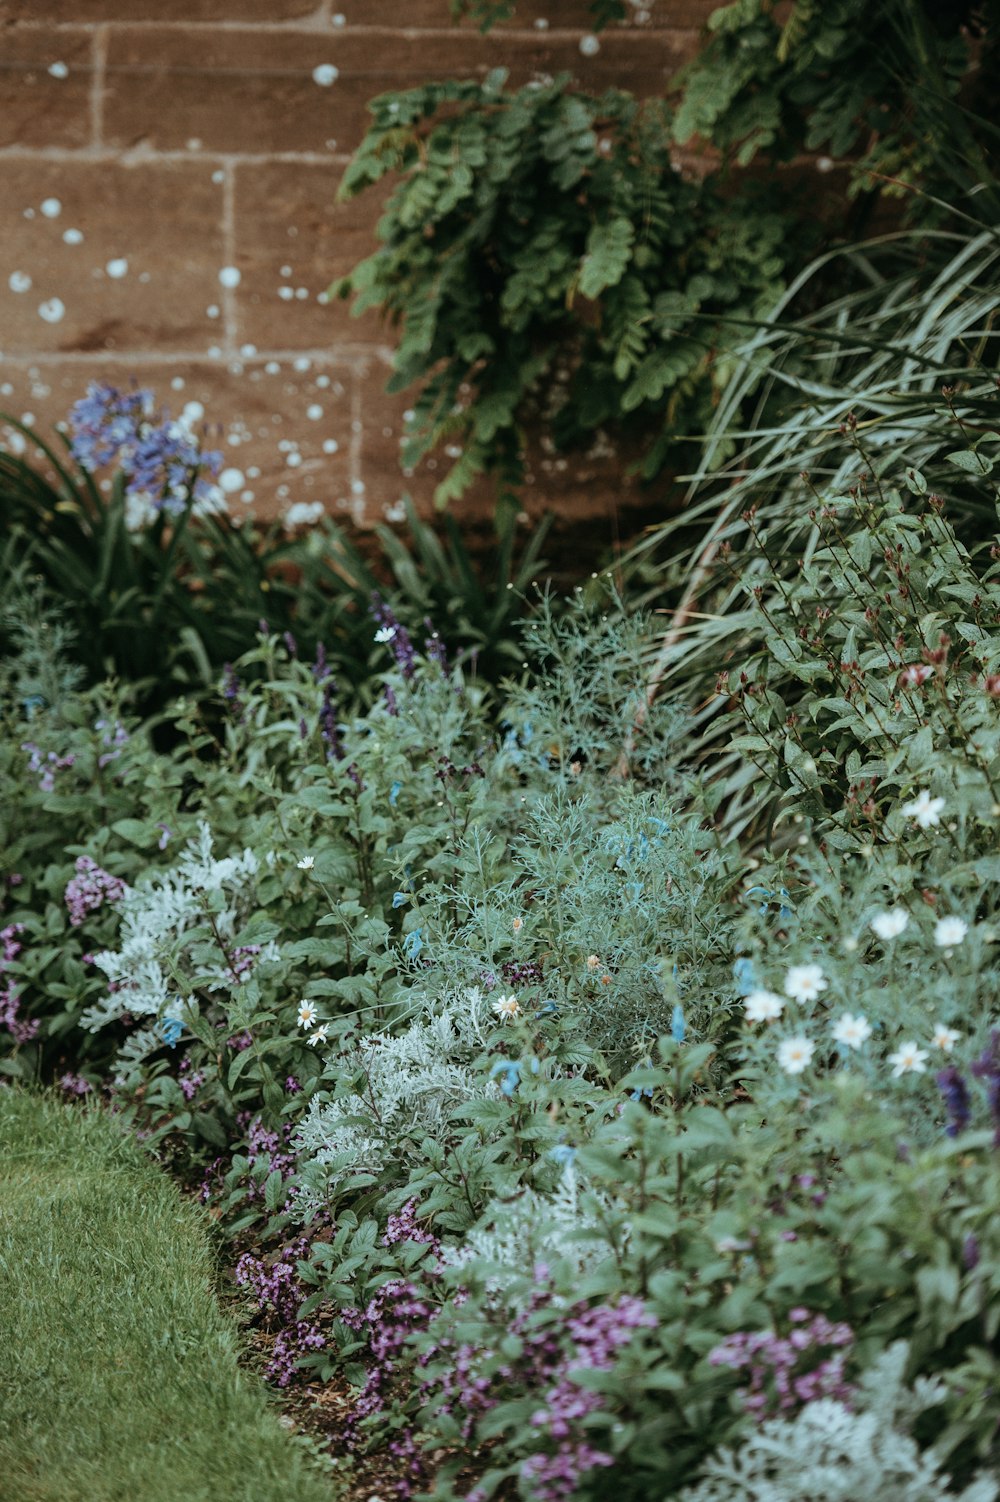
[0,1090,334,1502]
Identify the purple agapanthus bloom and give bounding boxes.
[68,381,223,528]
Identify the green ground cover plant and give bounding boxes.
[0,1089,332,1502]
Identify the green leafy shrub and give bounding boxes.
[630,223,1000,836]
[334,0,997,503]
[337,73,788,502]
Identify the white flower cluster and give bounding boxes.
[81,822,263,1034]
[679,1343,999,1502]
[743,896,971,1080]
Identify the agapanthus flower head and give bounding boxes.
[68,381,224,531]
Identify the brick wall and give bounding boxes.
[0,1,715,546]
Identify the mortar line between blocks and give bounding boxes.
[349,361,365,521]
[90,24,109,149]
[222,160,238,355]
[0,346,396,367]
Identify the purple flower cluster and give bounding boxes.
[319,681,344,761]
[339,1278,438,1464]
[312,641,331,682]
[223,944,264,985]
[64,855,127,927]
[235,1238,326,1388]
[22,741,75,792]
[371,595,417,680]
[501,958,544,989]
[423,620,448,671]
[709,1308,854,1418]
[198,1113,294,1206]
[178,1055,205,1102]
[519,1295,655,1501]
[58,1071,93,1096]
[382,1199,438,1249]
[96,717,129,769]
[420,1278,656,1502]
[0,922,38,1044]
[69,381,223,520]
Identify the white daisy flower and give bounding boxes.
[374,626,396,643]
[492,994,521,1021]
[888,1041,928,1076]
[296,1000,318,1030]
[777,1036,815,1075]
[870,907,909,940]
[932,1024,961,1052]
[784,964,827,1003]
[934,916,968,948]
[831,1013,872,1049]
[901,790,945,828]
[296,854,315,870]
[512,916,524,933]
[744,989,785,1023]
[585,954,601,971]
[308,1024,329,1046]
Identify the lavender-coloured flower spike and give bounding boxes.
[221,663,245,722]
[371,593,417,679]
[936,1065,971,1138]
[319,682,344,761]
[311,640,330,682]
[424,618,448,670]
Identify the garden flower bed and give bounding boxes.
[4,10,1000,1482]
[3,364,1000,1498]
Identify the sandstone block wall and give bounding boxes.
[0,0,716,547]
